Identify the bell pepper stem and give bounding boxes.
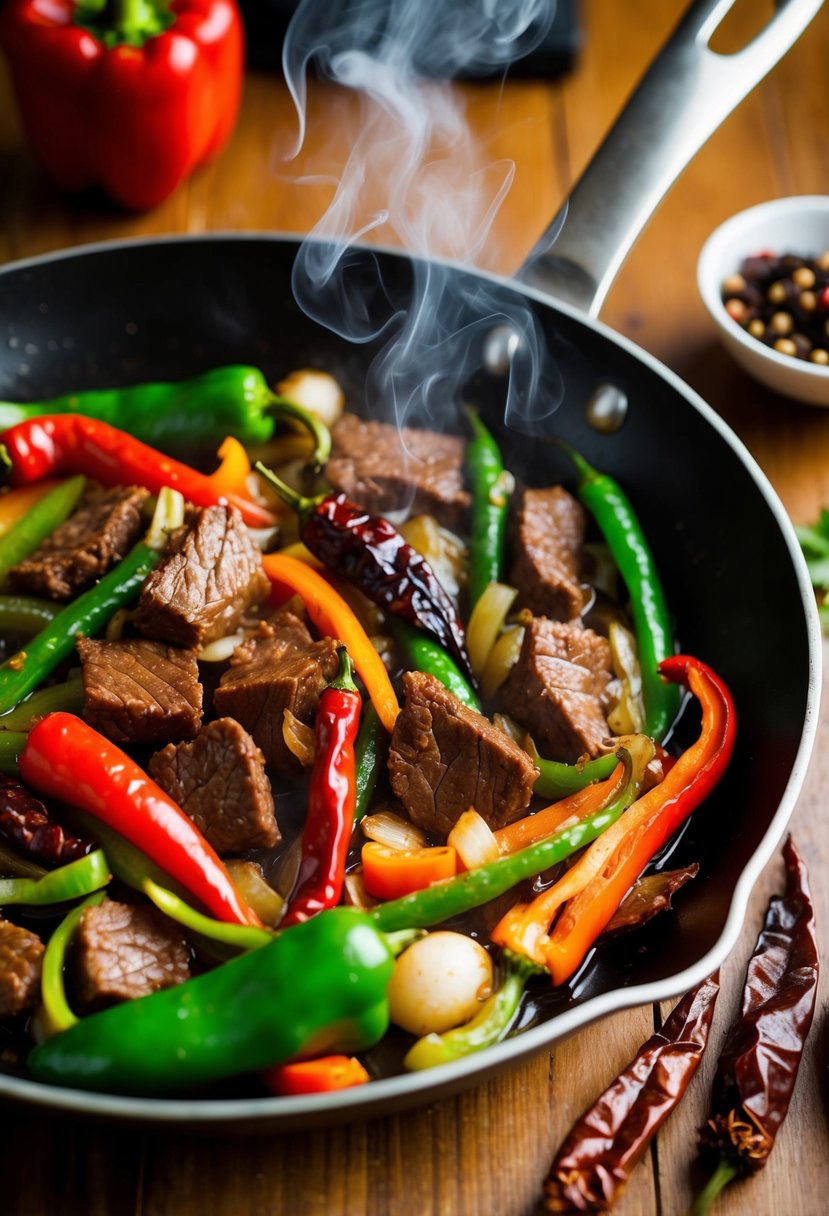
[689,1157,740,1216]
[254,461,316,517]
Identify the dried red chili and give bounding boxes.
[0,773,92,867]
[543,972,720,1213]
[691,836,819,1215]
[599,863,700,940]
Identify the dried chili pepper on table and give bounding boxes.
[280,647,362,928]
[0,415,276,528]
[691,836,819,1215]
[542,972,721,1212]
[256,463,473,678]
[0,0,244,211]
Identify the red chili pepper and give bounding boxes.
[280,647,362,928]
[19,712,262,928]
[0,415,276,528]
[0,0,244,211]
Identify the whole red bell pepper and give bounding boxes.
[0,0,244,210]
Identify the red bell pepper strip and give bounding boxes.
[0,0,244,211]
[280,648,362,928]
[541,655,736,984]
[262,1054,370,1096]
[0,415,276,528]
[19,712,263,928]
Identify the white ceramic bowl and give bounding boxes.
[697,195,829,405]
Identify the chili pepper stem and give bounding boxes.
[254,461,315,517]
[383,927,426,957]
[267,395,332,470]
[689,1157,740,1216]
[330,645,358,694]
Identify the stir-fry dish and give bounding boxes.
[0,366,736,1099]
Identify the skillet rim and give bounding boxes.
[0,232,821,1127]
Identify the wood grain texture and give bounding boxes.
[2,1,829,1213]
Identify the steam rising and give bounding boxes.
[282,0,563,432]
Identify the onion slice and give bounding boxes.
[447,809,499,870]
[361,810,426,852]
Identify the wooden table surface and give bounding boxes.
[1,2,828,1213]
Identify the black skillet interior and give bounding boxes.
[0,235,812,1079]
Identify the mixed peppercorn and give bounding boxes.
[721,250,829,363]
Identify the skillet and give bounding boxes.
[0,0,822,1128]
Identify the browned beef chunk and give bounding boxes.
[134,505,269,650]
[74,900,191,1008]
[0,919,43,1017]
[388,671,538,837]
[77,637,202,743]
[213,617,339,773]
[326,414,470,528]
[510,486,586,620]
[8,485,149,601]
[498,617,613,763]
[149,718,279,855]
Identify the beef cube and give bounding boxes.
[74,900,191,1008]
[0,919,43,1017]
[498,617,613,763]
[149,718,279,855]
[388,671,538,837]
[77,637,203,744]
[214,621,339,773]
[326,413,471,528]
[135,505,269,650]
[510,486,587,620]
[8,485,149,601]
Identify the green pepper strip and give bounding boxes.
[371,746,640,932]
[0,475,86,588]
[390,619,481,711]
[0,848,110,906]
[38,890,107,1039]
[533,750,618,800]
[0,679,84,732]
[142,878,273,952]
[0,487,183,714]
[0,731,25,775]
[354,703,385,822]
[404,949,540,1071]
[0,366,332,468]
[559,442,679,742]
[0,595,59,635]
[465,407,512,610]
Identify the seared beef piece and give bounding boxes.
[0,919,43,1017]
[74,900,191,1008]
[498,617,613,763]
[8,485,149,601]
[77,637,203,744]
[135,504,270,650]
[388,671,538,838]
[326,413,471,528]
[510,486,587,620]
[149,718,279,855]
[214,617,339,773]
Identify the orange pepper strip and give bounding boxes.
[261,552,400,733]
[492,762,625,856]
[0,480,60,537]
[262,1054,370,1096]
[361,842,457,901]
[206,436,254,500]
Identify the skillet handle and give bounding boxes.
[516,0,824,317]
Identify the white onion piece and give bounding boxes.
[607,621,645,734]
[466,582,518,676]
[105,608,135,641]
[447,809,499,870]
[282,709,316,767]
[481,624,524,699]
[388,932,494,1036]
[343,870,377,909]
[198,631,245,662]
[276,369,345,428]
[361,810,426,851]
[246,524,282,552]
[224,860,285,927]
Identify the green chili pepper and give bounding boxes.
[141,879,273,952]
[533,749,618,800]
[28,906,396,1096]
[0,731,25,775]
[354,703,385,822]
[0,679,83,732]
[0,475,85,588]
[465,407,512,609]
[0,834,45,877]
[0,848,110,906]
[404,949,540,1071]
[0,487,183,714]
[371,743,644,932]
[38,890,107,1039]
[390,619,481,711]
[558,442,679,741]
[0,366,332,468]
[0,595,59,635]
